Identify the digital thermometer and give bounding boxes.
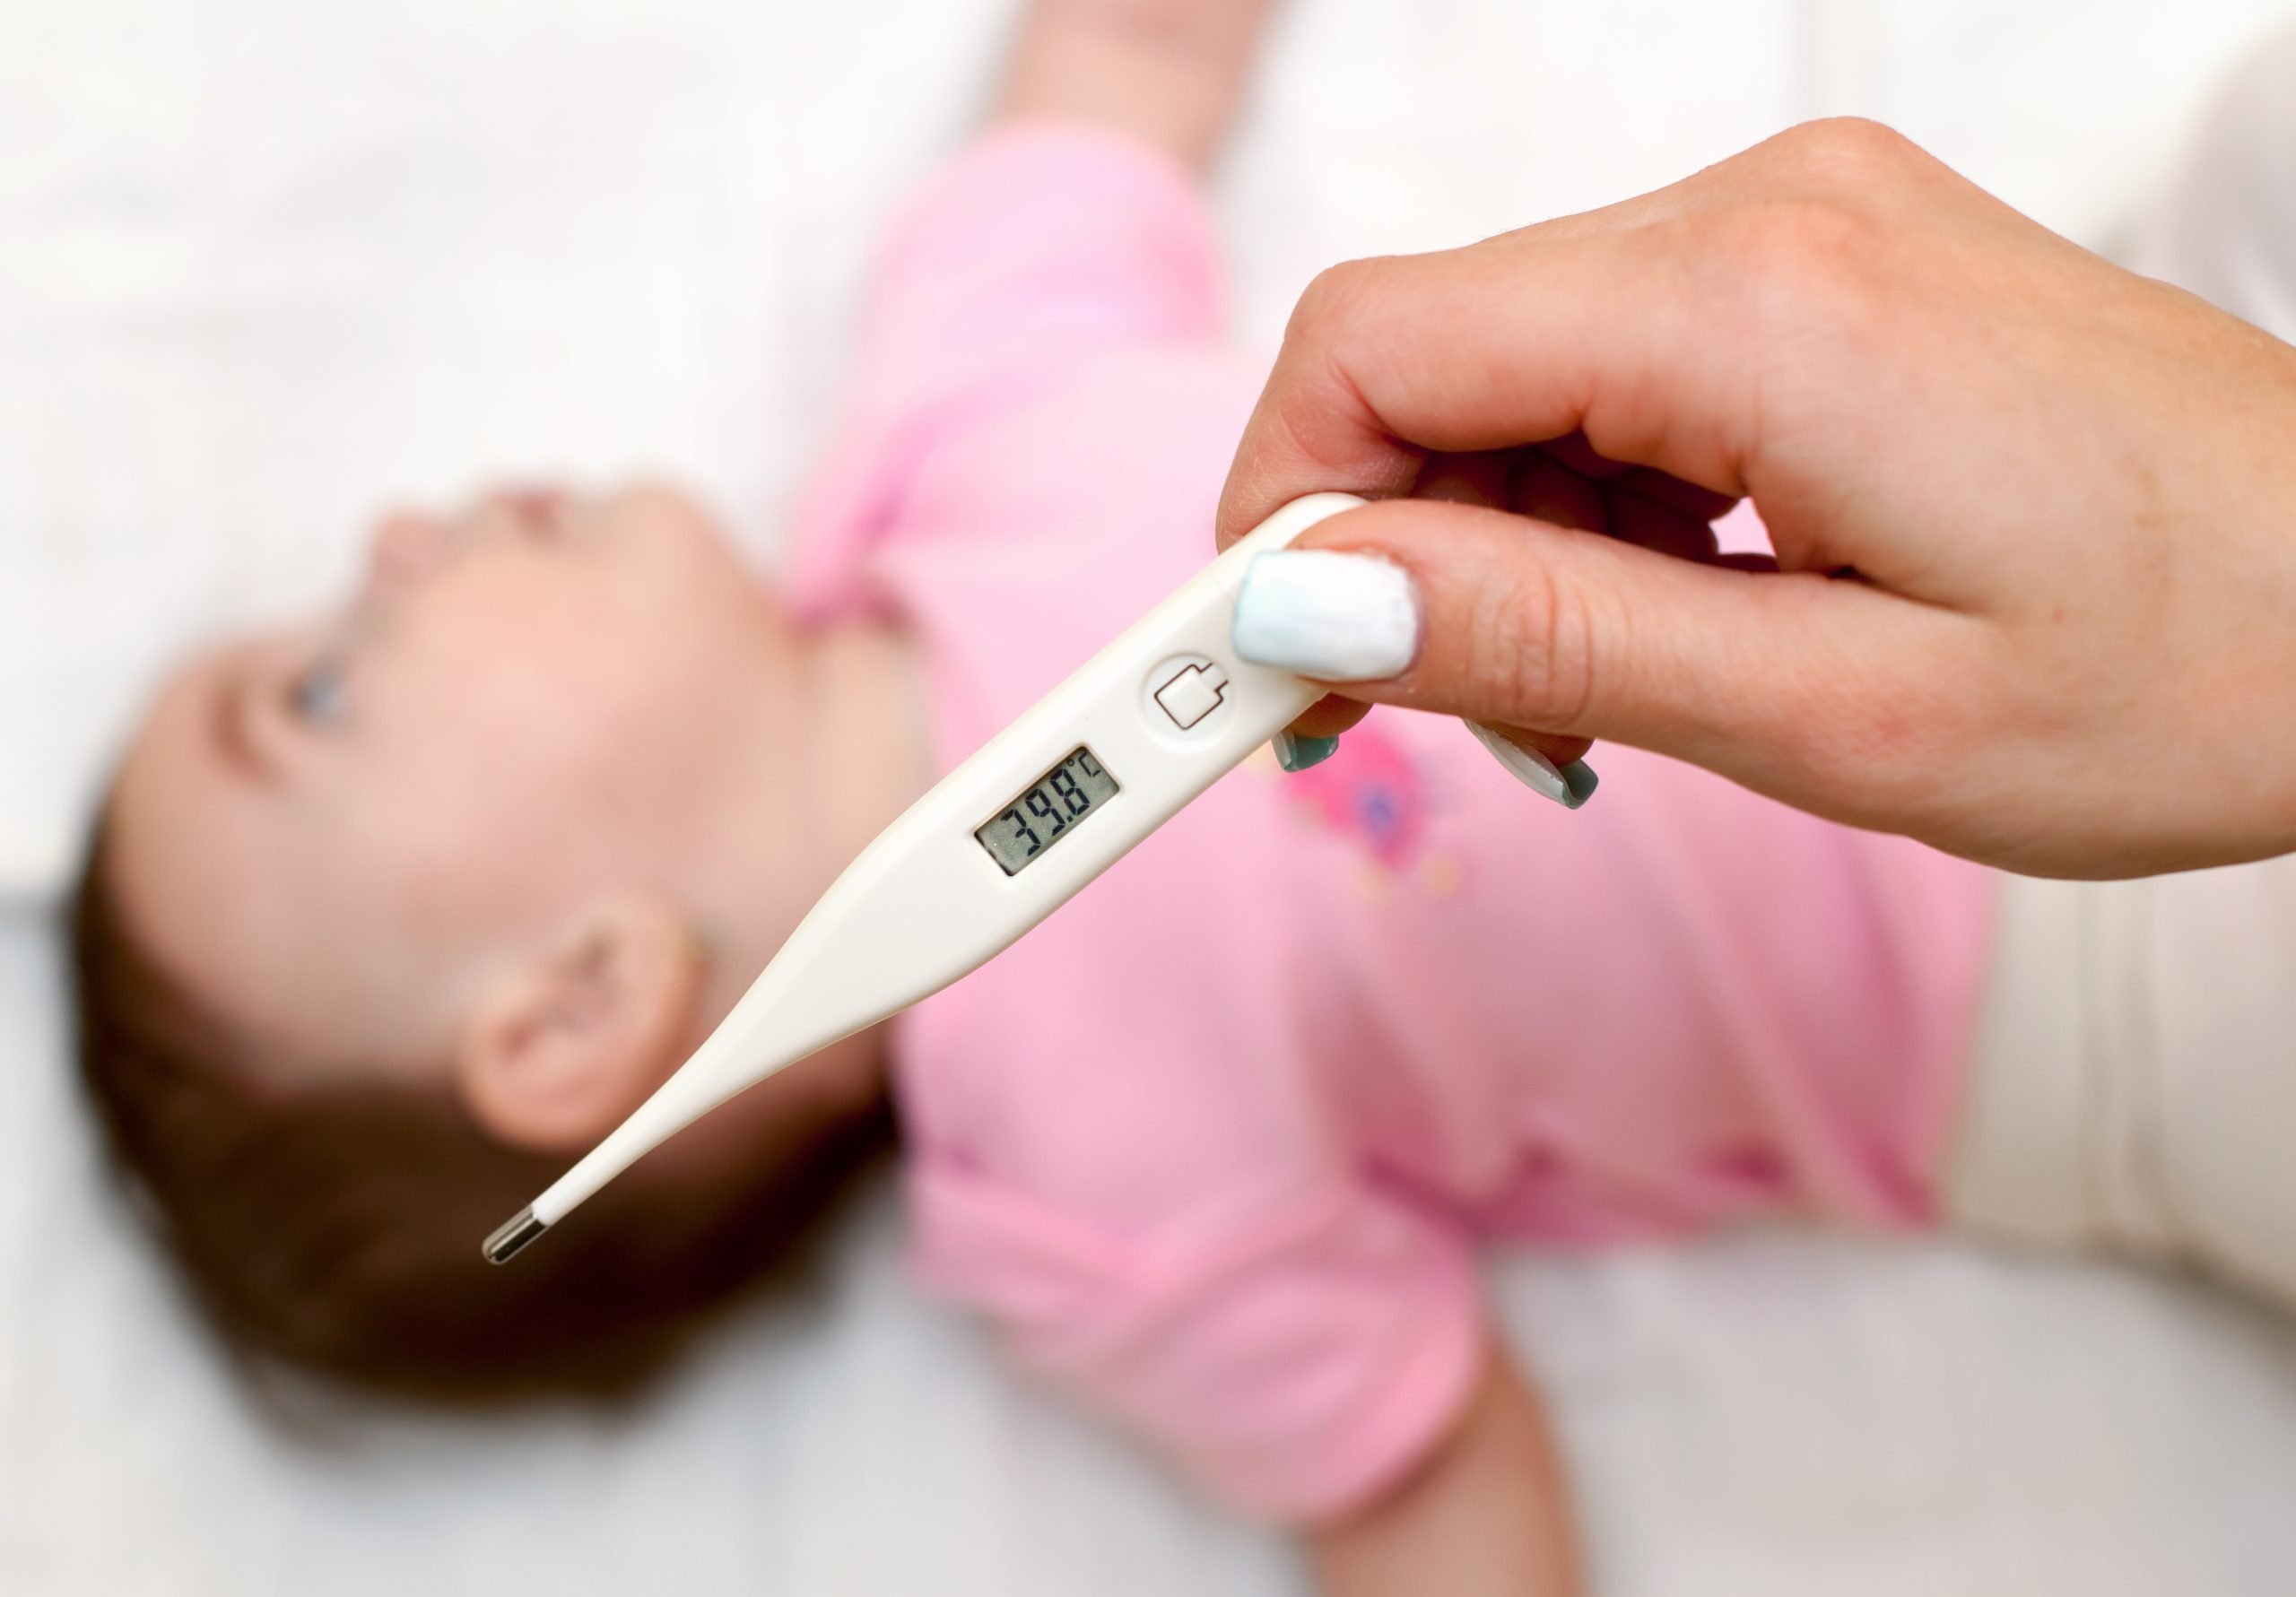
[483,492,1367,1263]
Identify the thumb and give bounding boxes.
[1231,498,1968,820]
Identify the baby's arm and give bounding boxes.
[996,0,1283,169]
[1309,1346,1584,1597]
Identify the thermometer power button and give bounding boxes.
[1152,660,1229,730]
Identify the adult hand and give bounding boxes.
[1218,118,2296,878]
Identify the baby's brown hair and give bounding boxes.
[69,822,893,1401]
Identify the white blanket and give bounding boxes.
[7,2,2296,1593]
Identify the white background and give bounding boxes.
[4,3,2296,1593]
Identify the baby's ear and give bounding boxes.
[453,896,707,1155]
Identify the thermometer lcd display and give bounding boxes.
[975,746,1120,875]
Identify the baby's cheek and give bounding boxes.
[364,723,577,926]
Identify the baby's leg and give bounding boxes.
[1955,25,2296,1315]
[1944,847,2296,1312]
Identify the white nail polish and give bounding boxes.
[1231,551,1420,681]
[1465,721,1575,807]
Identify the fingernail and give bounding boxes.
[1273,731,1341,773]
[1232,551,1419,681]
[1465,721,1598,810]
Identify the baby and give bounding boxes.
[69,4,2296,1593]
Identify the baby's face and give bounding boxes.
[106,483,789,1082]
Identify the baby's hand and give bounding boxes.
[995,0,1283,170]
[1308,1343,1583,1597]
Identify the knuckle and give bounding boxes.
[1731,193,1873,284]
[1286,257,1384,343]
[1707,192,1890,347]
[1294,261,1359,339]
[1720,119,1925,314]
[1773,116,1923,188]
[1456,553,1604,733]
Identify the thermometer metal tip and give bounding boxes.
[483,1208,547,1265]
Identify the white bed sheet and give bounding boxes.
[7,3,2296,1593]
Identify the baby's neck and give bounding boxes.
[796,621,934,884]
[678,616,926,1040]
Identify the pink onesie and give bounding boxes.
[786,125,1999,1522]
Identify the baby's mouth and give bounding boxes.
[496,488,570,544]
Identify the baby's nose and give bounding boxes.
[366,509,448,588]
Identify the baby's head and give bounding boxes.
[72,483,899,1396]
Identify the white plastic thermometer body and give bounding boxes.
[484,492,1366,1262]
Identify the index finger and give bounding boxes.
[1213,217,1756,550]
